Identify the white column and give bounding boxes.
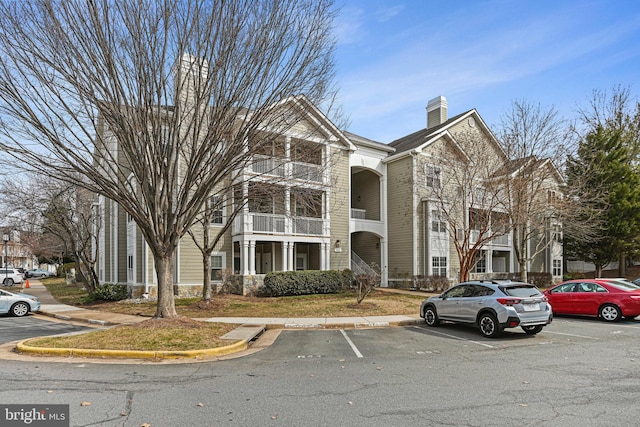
[282,242,289,271]
[320,242,327,270]
[241,240,249,275]
[289,242,295,271]
[486,249,493,273]
[249,240,256,275]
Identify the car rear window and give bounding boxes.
[500,285,542,297]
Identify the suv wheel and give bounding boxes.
[423,306,440,327]
[478,313,501,338]
[3,278,14,286]
[522,325,544,335]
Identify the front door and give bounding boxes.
[296,253,307,271]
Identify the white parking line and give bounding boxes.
[340,329,363,358]
[543,330,599,340]
[411,326,495,348]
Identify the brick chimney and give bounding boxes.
[426,96,448,129]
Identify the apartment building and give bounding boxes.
[95,59,562,295]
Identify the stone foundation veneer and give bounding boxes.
[126,274,267,298]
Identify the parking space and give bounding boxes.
[266,316,640,362]
[0,315,90,344]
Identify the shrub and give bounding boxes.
[355,271,380,304]
[91,283,129,301]
[260,270,342,297]
[424,275,451,292]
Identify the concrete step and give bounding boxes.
[220,324,266,342]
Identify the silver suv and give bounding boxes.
[420,280,552,337]
[0,268,25,286]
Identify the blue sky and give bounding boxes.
[333,0,640,143]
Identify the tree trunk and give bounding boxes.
[619,254,627,277]
[154,254,178,318]
[202,253,213,301]
[595,264,603,278]
[519,259,528,283]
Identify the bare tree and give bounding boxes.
[3,175,101,291]
[421,129,513,282]
[496,100,575,282]
[0,0,339,318]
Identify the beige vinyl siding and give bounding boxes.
[136,228,145,283]
[103,199,114,282]
[351,170,380,220]
[329,147,350,271]
[351,232,380,267]
[117,207,128,283]
[386,156,415,278]
[178,227,233,284]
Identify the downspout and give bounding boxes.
[423,200,429,278]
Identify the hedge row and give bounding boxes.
[260,270,342,297]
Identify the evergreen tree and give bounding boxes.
[565,126,640,276]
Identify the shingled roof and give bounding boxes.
[388,110,471,154]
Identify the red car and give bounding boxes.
[544,279,640,322]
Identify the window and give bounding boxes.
[211,253,226,281]
[553,259,562,277]
[209,195,224,225]
[127,255,134,281]
[425,165,441,188]
[552,224,562,243]
[474,256,486,273]
[431,210,446,233]
[432,256,447,276]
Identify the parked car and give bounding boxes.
[420,280,553,338]
[543,279,640,322]
[26,268,55,278]
[0,268,25,286]
[0,288,40,316]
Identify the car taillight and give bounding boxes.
[497,298,521,306]
[541,296,548,302]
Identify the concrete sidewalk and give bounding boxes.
[8,279,424,361]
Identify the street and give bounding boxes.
[1,316,640,426]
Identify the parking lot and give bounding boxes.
[263,315,640,361]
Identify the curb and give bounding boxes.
[15,338,248,360]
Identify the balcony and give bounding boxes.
[250,155,324,184]
[233,212,327,236]
[469,230,511,247]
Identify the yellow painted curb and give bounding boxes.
[15,339,247,360]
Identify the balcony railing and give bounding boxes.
[292,161,323,183]
[469,230,511,247]
[351,208,366,219]
[249,155,324,184]
[233,212,326,236]
[251,155,285,177]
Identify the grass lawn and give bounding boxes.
[23,279,427,354]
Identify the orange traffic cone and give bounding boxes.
[24,279,30,288]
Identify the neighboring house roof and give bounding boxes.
[493,155,565,185]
